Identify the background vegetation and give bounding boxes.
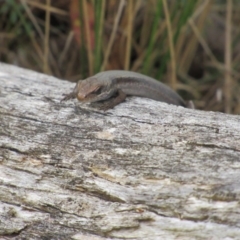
[1,0,240,114]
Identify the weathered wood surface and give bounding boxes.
[0,63,240,240]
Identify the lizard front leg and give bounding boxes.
[90,89,127,111]
[61,83,78,102]
[83,86,118,103]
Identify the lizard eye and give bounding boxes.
[92,86,103,95]
[81,85,103,101]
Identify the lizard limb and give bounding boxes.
[90,89,127,111]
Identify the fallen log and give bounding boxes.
[0,63,240,239]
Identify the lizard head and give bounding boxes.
[76,78,102,102]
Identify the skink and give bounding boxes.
[62,70,191,110]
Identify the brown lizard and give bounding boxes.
[61,70,193,110]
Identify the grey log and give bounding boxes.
[0,63,240,240]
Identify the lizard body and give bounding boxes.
[62,70,190,110]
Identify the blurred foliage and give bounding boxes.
[0,0,240,114]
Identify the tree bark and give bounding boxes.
[0,63,240,240]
